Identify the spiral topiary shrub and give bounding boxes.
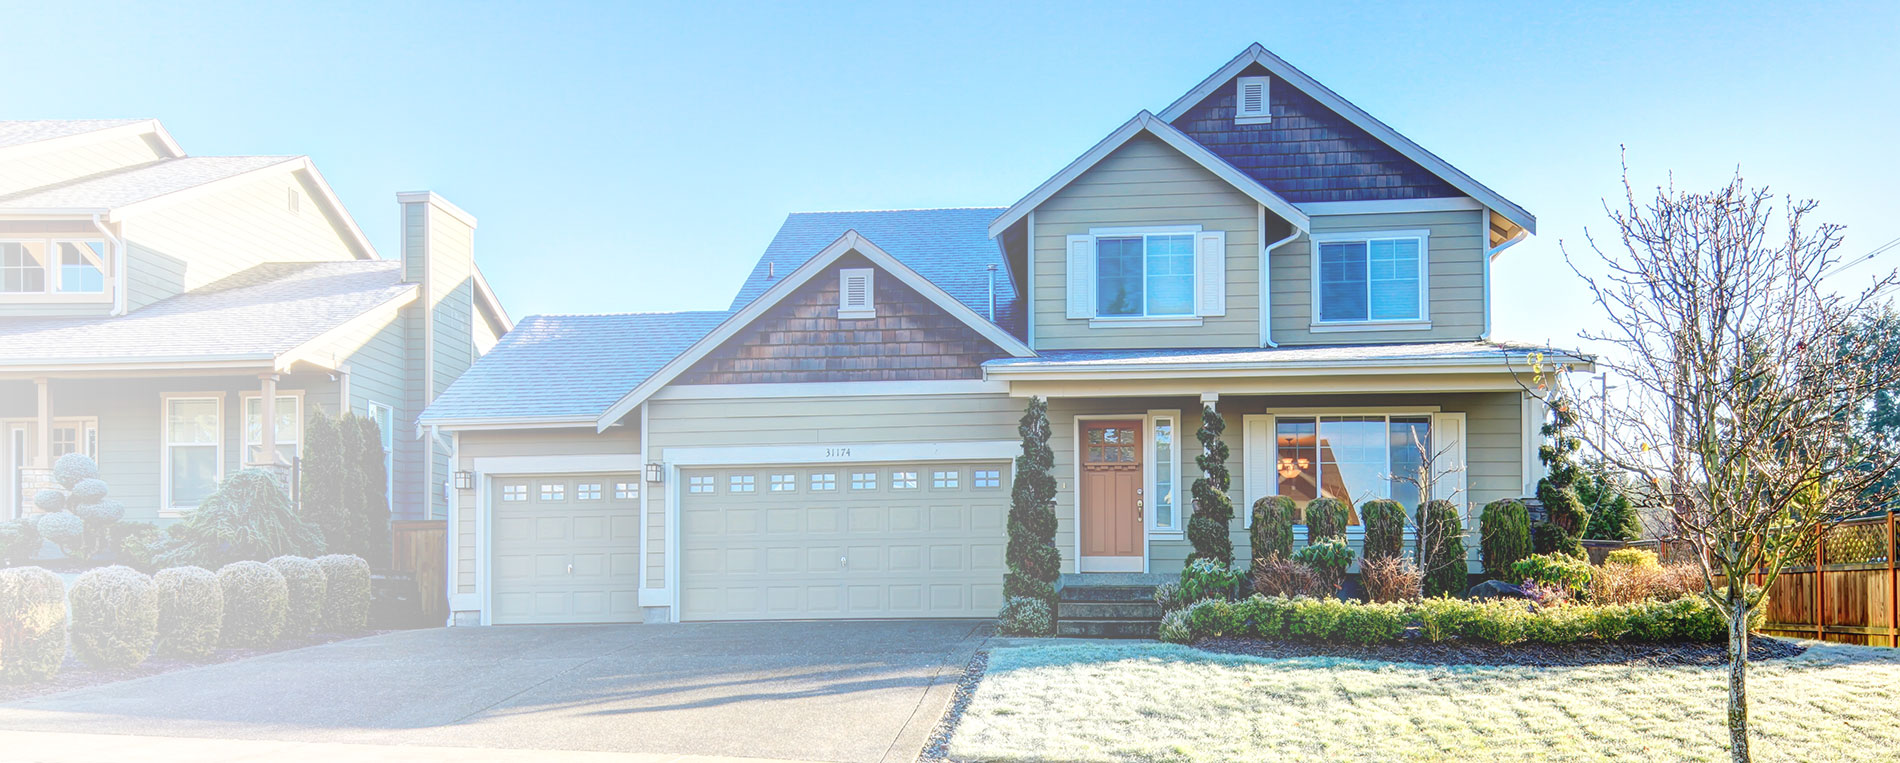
[1303,497,1349,543]
[1359,499,1406,561]
[217,561,287,648]
[1003,398,1060,607]
[154,566,223,659]
[0,566,67,683]
[314,554,372,631]
[267,556,326,638]
[997,596,1053,636]
[1418,500,1468,598]
[1186,405,1235,567]
[69,566,159,669]
[1249,495,1295,563]
[1480,498,1533,579]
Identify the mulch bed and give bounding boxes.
[1195,634,1807,667]
[0,629,395,704]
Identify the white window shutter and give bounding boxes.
[838,268,874,319]
[1196,230,1227,317]
[1242,414,1272,527]
[1066,234,1095,319]
[1430,412,1468,504]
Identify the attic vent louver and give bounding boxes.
[1235,75,1271,125]
[838,267,875,319]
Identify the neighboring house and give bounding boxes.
[0,119,510,527]
[420,44,1588,626]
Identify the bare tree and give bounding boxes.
[1567,161,1900,762]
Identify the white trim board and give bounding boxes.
[0,119,184,162]
[660,440,1018,468]
[1157,44,1534,233]
[988,111,1310,238]
[595,230,1035,431]
[653,379,1007,400]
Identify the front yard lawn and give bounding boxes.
[947,641,1900,762]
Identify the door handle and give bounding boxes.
[567,563,574,575]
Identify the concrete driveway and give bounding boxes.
[0,620,990,763]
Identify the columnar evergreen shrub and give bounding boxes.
[69,566,159,669]
[1186,405,1234,567]
[1249,495,1294,562]
[267,556,326,637]
[1417,499,1468,598]
[314,554,372,630]
[1359,499,1405,561]
[1302,497,1348,544]
[1479,498,1533,579]
[1002,398,1060,617]
[344,413,393,567]
[299,411,349,553]
[1531,520,1586,559]
[156,469,323,569]
[1579,468,1642,541]
[1535,393,1590,544]
[997,596,1052,636]
[0,566,67,682]
[217,561,288,648]
[154,566,223,659]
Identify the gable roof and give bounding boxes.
[0,119,183,158]
[0,261,415,373]
[730,208,1023,336]
[419,311,731,426]
[0,155,295,212]
[1159,44,1534,233]
[595,230,1037,431]
[989,111,1310,237]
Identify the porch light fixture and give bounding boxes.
[646,462,664,484]
[453,470,473,491]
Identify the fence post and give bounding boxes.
[1888,511,1897,648]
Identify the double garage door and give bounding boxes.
[678,461,1009,621]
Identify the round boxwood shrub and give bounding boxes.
[217,561,288,648]
[267,556,326,638]
[52,452,100,485]
[997,596,1052,636]
[0,566,68,683]
[1303,497,1349,543]
[314,554,371,631]
[69,565,159,669]
[1359,499,1406,561]
[154,566,223,659]
[1480,498,1532,579]
[37,510,83,552]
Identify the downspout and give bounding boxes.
[89,214,126,315]
[1258,204,1301,348]
[1480,207,1530,341]
[986,264,997,321]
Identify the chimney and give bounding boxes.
[395,191,478,520]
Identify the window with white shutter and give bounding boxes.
[838,268,874,319]
[1195,230,1226,316]
[1065,235,1094,319]
[1235,76,1271,125]
[1068,226,1224,321]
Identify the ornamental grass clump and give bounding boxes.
[68,565,159,669]
[267,556,326,638]
[1359,499,1406,561]
[314,554,371,631]
[1359,555,1422,603]
[0,566,67,682]
[217,561,287,648]
[1252,556,1321,598]
[154,566,223,659]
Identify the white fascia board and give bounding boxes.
[662,440,1020,467]
[593,230,1036,432]
[471,453,642,475]
[425,417,602,431]
[104,157,305,223]
[274,285,420,372]
[396,191,479,228]
[982,352,1595,381]
[988,111,1309,238]
[0,355,276,374]
[0,119,184,162]
[654,379,1008,399]
[1158,44,1536,234]
[469,266,513,332]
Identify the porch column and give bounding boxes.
[34,377,50,468]
[257,373,278,466]
[1200,391,1219,412]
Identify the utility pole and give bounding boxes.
[1594,372,1616,460]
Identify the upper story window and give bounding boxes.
[2,242,47,293]
[58,241,106,293]
[1066,226,1226,323]
[1313,230,1428,325]
[1,238,108,297]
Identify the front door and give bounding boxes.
[1080,420,1144,572]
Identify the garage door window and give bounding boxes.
[974,469,1001,488]
[615,482,639,499]
[769,473,796,491]
[577,483,602,500]
[892,471,918,489]
[539,483,565,501]
[502,483,528,501]
[730,474,755,492]
[933,470,959,488]
[851,472,877,490]
[688,475,715,493]
[810,472,836,490]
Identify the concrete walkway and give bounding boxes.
[0,620,990,763]
[0,730,834,762]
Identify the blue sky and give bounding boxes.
[5,1,1896,349]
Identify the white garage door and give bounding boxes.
[490,475,643,624]
[679,462,1009,621]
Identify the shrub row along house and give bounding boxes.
[0,119,509,527]
[416,44,1590,626]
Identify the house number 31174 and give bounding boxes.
[825,447,852,459]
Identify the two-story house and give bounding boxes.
[419,45,1587,626]
[0,119,509,528]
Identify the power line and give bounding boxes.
[1821,235,1900,281]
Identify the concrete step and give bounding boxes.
[1057,618,1160,639]
[1058,600,1163,620]
[1057,585,1158,603]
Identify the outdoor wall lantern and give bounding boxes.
[453,470,474,491]
[646,462,664,484]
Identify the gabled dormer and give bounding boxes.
[991,44,1533,351]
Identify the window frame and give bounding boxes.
[160,392,224,515]
[1087,225,1203,321]
[0,237,112,302]
[239,390,304,467]
[1249,409,1443,529]
[1308,229,1431,330]
[52,239,108,294]
[1147,410,1184,535]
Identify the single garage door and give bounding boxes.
[679,462,1009,621]
[490,475,643,624]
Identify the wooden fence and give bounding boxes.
[1749,512,1898,646]
[390,520,447,625]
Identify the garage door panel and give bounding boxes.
[490,474,643,625]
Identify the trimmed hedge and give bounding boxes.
[1480,498,1533,579]
[267,556,327,638]
[1249,495,1295,562]
[1159,592,1763,646]
[314,554,371,631]
[154,566,223,659]
[0,566,68,682]
[217,561,288,648]
[1303,497,1349,543]
[69,566,159,669]
[1359,499,1405,561]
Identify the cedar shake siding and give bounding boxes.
[1170,64,1463,202]
[677,254,1009,384]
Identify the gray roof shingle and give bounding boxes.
[727,208,1022,336]
[0,119,147,151]
[0,261,414,366]
[419,311,732,423]
[0,156,294,211]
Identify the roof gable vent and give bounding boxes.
[1235,75,1271,125]
[838,267,875,319]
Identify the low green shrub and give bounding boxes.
[1182,598,1240,639]
[0,566,67,682]
[0,518,41,565]
[1249,495,1295,561]
[1479,499,1532,579]
[1359,499,1406,561]
[1510,553,1594,598]
[1285,596,1351,641]
[267,556,326,638]
[1303,497,1349,543]
[69,566,159,669]
[1293,537,1353,594]
[1158,608,1193,644]
[1604,548,1662,570]
[1335,601,1407,644]
[1232,595,1289,639]
[1179,558,1245,603]
[154,566,223,659]
[1414,597,1479,642]
[217,561,287,648]
[997,596,1053,636]
[111,522,165,570]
